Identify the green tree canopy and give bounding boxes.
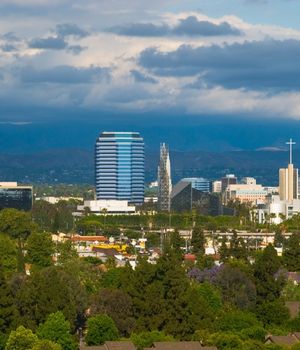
[214,310,261,333]
[229,231,248,261]
[253,245,285,303]
[282,233,300,272]
[37,312,76,350]
[0,209,36,272]
[169,230,184,255]
[26,232,55,270]
[90,288,135,336]
[191,227,205,255]
[0,234,17,277]
[0,268,17,350]
[56,241,78,264]
[130,331,175,350]
[5,326,37,350]
[208,332,244,350]
[219,237,230,263]
[215,265,257,309]
[85,315,119,346]
[31,340,61,350]
[255,300,290,327]
[16,266,86,330]
[193,282,222,312]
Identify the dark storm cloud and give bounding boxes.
[55,23,89,38]
[108,16,242,37]
[20,65,111,84]
[1,43,17,52]
[174,16,242,36]
[130,69,158,83]
[139,39,300,90]
[28,36,68,50]
[28,34,85,54]
[108,23,169,37]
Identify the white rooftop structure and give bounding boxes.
[76,199,136,215]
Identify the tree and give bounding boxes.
[219,237,230,263]
[255,300,290,327]
[214,310,261,332]
[85,315,119,346]
[90,288,135,336]
[61,258,102,295]
[5,326,37,350]
[31,340,61,350]
[0,234,17,277]
[229,231,248,260]
[56,241,78,264]
[121,258,166,332]
[0,209,36,272]
[26,232,55,270]
[37,312,76,350]
[31,201,57,233]
[282,233,300,271]
[189,282,222,314]
[169,230,184,255]
[0,268,17,350]
[191,227,205,255]
[208,332,244,350]
[196,255,215,270]
[130,331,175,350]
[253,245,285,303]
[215,265,257,309]
[100,268,124,289]
[274,229,285,248]
[16,266,86,330]
[156,252,200,338]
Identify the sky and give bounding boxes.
[0,0,300,151]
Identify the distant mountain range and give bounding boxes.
[0,148,296,186]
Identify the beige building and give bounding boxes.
[241,177,257,185]
[279,164,298,201]
[212,180,222,193]
[279,139,298,201]
[226,183,268,204]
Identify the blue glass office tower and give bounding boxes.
[95,132,145,204]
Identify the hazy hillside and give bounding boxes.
[0,148,296,186]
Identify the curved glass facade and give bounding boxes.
[95,132,144,204]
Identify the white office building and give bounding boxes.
[252,139,300,224]
[75,199,136,215]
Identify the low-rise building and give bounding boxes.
[171,180,222,216]
[75,200,136,215]
[0,182,33,211]
[212,180,222,193]
[225,183,268,204]
[253,195,300,224]
[36,196,83,204]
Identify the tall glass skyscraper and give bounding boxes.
[95,132,145,204]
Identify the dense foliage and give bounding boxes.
[2,208,300,349]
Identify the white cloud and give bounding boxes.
[1,8,300,120]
